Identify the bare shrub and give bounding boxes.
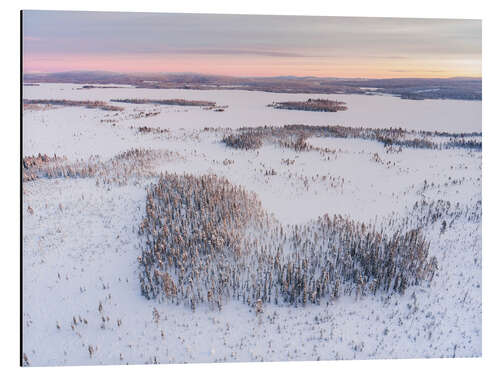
[22,149,179,185]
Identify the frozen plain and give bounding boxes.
[22,84,481,366]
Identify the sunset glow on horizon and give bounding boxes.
[22,11,482,79]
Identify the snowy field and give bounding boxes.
[22,83,481,366]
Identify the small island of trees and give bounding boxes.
[268,98,348,112]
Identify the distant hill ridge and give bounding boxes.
[23,71,482,100]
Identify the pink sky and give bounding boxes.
[22,12,482,78]
[23,52,480,78]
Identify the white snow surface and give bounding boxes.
[22,84,481,366]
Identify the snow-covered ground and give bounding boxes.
[22,84,481,366]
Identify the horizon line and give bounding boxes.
[22,70,483,81]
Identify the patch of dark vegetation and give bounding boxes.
[221,125,482,152]
[203,105,228,112]
[111,98,216,107]
[432,131,482,138]
[397,90,481,101]
[444,138,482,151]
[342,77,482,101]
[23,99,124,111]
[390,138,436,149]
[268,98,348,112]
[281,158,296,166]
[100,119,118,124]
[264,168,277,176]
[222,132,263,150]
[127,111,161,120]
[410,199,482,228]
[77,85,124,89]
[137,126,169,135]
[138,173,438,310]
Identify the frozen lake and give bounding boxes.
[23,83,481,133]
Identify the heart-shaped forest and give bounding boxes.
[137,173,439,311]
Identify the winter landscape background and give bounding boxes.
[22,82,481,366]
[21,11,482,367]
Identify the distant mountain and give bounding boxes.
[448,76,482,81]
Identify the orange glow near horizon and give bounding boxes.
[22,52,481,79]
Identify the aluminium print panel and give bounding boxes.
[22,10,481,367]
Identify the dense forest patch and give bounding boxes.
[138,173,439,310]
[221,125,482,152]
